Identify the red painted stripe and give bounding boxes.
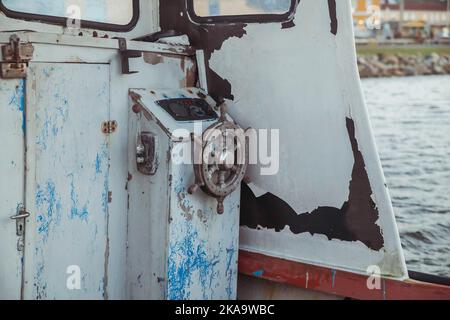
[238,250,450,300]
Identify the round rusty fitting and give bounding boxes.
[132,103,142,114]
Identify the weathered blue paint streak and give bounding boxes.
[42,67,51,78]
[68,174,89,221]
[252,269,264,277]
[167,223,220,300]
[91,141,108,189]
[8,79,26,134]
[225,247,237,300]
[36,181,62,240]
[8,79,24,110]
[35,262,47,299]
[36,92,69,151]
[101,170,109,215]
[95,153,102,174]
[99,142,109,214]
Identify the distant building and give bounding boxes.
[352,0,450,39]
[381,0,449,26]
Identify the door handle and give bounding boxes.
[10,212,30,220]
[10,210,29,246]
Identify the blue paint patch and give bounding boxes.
[95,153,102,174]
[174,178,184,194]
[167,223,220,300]
[8,79,26,134]
[68,174,89,221]
[225,247,237,300]
[252,269,264,277]
[101,170,109,215]
[94,141,108,176]
[35,181,62,241]
[8,79,24,110]
[35,262,47,299]
[99,278,105,297]
[36,93,69,150]
[98,142,109,215]
[36,114,51,150]
[43,67,51,78]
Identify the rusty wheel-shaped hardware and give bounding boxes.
[189,119,247,214]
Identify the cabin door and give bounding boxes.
[0,78,26,299]
[22,63,111,299]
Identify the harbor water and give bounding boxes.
[362,75,450,277]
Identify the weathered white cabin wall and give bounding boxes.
[0,78,25,299]
[205,0,407,278]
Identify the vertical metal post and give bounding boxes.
[447,0,449,30]
[399,0,404,25]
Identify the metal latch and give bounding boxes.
[136,132,159,176]
[10,207,30,251]
[1,35,34,79]
[102,120,118,134]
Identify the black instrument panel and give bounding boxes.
[156,98,218,122]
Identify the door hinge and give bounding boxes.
[102,120,118,134]
[1,35,34,79]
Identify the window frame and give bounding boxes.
[0,0,140,32]
[186,0,297,24]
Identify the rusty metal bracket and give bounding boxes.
[115,37,142,75]
[1,35,34,79]
[102,120,118,134]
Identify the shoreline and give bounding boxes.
[358,52,450,78]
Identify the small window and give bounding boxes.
[188,0,296,23]
[0,0,139,31]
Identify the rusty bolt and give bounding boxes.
[132,104,142,114]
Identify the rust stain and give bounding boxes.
[160,1,247,100]
[197,209,208,224]
[181,60,198,88]
[177,191,194,220]
[143,52,165,65]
